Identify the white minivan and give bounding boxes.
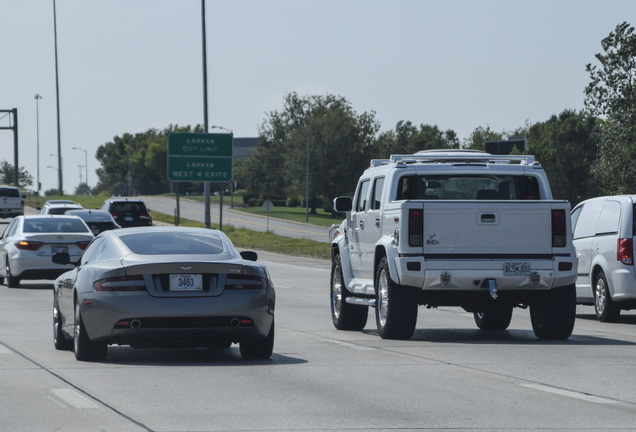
[571,195,636,321]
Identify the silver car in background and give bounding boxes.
[0,215,94,287]
[52,227,275,361]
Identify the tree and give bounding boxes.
[0,161,33,187]
[585,22,636,123]
[585,22,636,194]
[74,182,91,195]
[245,93,380,213]
[94,125,198,196]
[527,110,599,205]
[463,126,504,150]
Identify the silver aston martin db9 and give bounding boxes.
[52,226,275,361]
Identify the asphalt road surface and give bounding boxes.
[1,250,636,431]
[140,196,331,243]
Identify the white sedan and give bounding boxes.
[0,215,94,287]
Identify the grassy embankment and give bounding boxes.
[26,194,336,260]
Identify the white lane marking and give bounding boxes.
[51,389,99,409]
[320,339,375,350]
[521,383,619,404]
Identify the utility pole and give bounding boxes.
[35,95,42,193]
[53,0,63,194]
[0,108,19,186]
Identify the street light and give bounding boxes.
[72,146,88,187]
[210,125,233,230]
[34,94,42,194]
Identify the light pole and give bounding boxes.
[53,0,63,195]
[210,125,233,230]
[34,94,42,194]
[72,146,88,187]
[305,126,309,222]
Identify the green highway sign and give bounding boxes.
[167,133,233,182]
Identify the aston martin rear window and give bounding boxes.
[120,232,225,255]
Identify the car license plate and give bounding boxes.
[52,246,68,254]
[124,216,133,221]
[169,274,203,291]
[504,262,531,276]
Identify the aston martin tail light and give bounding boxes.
[94,275,146,292]
[224,275,267,290]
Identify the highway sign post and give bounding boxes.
[167,132,233,182]
[167,132,233,230]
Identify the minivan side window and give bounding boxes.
[573,199,605,239]
[596,201,621,236]
[570,206,583,234]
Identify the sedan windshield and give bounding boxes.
[120,232,225,255]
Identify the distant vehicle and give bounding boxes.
[571,195,636,322]
[101,198,152,227]
[43,200,75,206]
[0,185,24,219]
[39,202,83,215]
[52,226,275,361]
[330,149,578,340]
[0,215,94,287]
[66,209,121,235]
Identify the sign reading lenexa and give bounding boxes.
[167,133,233,182]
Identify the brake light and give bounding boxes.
[111,213,118,218]
[94,275,146,291]
[77,241,91,250]
[225,274,267,290]
[551,209,566,247]
[618,238,634,265]
[409,209,423,246]
[139,213,151,220]
[15,240,43,251]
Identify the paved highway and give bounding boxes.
[139,196,331,243]
[1,250,636,431]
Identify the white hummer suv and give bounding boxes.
[330,149,578,340]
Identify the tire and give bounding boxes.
[330,254,368,331]
[53,295,73,351]
[375,257,417,340]
[474,303,513,330]
[530,283,576,340]
[240,319,274,360]
[593,271,621,322]
[74,301,107,361]
[5,260,19,288]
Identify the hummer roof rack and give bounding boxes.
[370,149,536,167]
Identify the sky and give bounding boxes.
[1,0,634,195]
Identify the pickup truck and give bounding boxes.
[330,149,578,340]
[0,185,24,218]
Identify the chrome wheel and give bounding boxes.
[594,276,607,316]
[377,267,389,329]
[330,254,368,331]
[332,266,343,320]
[593,271,620,322]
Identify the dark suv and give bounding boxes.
[101,199,153,228]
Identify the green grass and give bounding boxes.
[170,193,342,228]
[28,194,332,260]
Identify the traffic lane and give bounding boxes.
[140,195,331,243]
[3,271,636,430]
